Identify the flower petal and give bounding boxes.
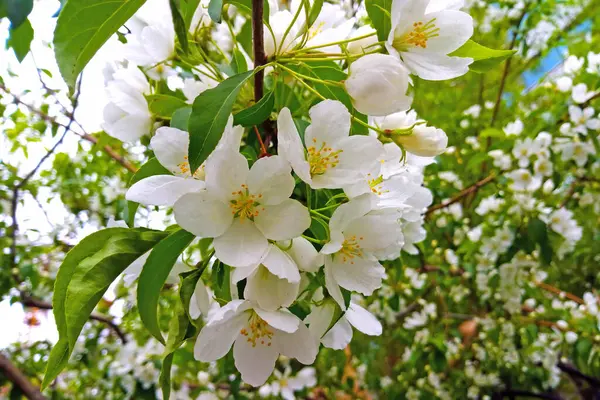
[329,193,374,233]
[255,308,300,333]
[174,191,233,238]
[346,302,382,336]
[304,301,336,339]
[245,266,300,311]
[255,199,311,240]
[330,256,385,296]
[205,149,249,202]
[189,278,210,319]
[277,108,312,184]
[233,334,279,386]
[401,49,472,81]
[247,155,295,205]
[276,322,319,364]
[305,100,351,146]
[335,135,384,175]
[150,127,190,176]
[261,244,301,283]
[213,219,269,267]
[321,316,352,350]
[194,310,247,362]
[285,237,324,273]
[324,257,346,309]
[127,175,206,206]
[422,10,473,54]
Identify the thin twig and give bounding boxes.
[534,281,585,305]
[20,296,128,343]
[425,173,498,217]
[0,353,47,400]
[557,362,600,388]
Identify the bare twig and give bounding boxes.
[425,173,498,217]
[534,281,585,305]
[557,362,600,388]
[20,296,128,343]
[0,353,47,400]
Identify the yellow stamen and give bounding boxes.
[307,139,342,176]
[239,312,274,348]
[229,184,263,221]
[393,19,440,51]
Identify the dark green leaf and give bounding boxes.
[183,0,201,29]
[169,0,189,53]
[43,227,167,387]
[137,228,196,344]
[171,107,192,130]
[307,0,323,28]
[53,0,147,88]
[5,0,33,28]
[450,40,517,73]
[208,0,223,23]
[159,353,175,400]
[341,287,352,309]
[188,70,253,171]
[179,268,205,325]
[365,0,391,42]
[225,0,269,21]
[7,19,33,62]
[233,91,273,127]
[126,158,171,227]
[147,94,188,119]
[236,20,253,56]
[528,218,553,265]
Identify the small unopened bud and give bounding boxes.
[393,125,448,157]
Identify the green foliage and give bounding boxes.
[188,70,253,171]
[147,94,188,119]
[169,0,189,53]
[233,90,274,127]
[365,0,392,42]
[43,227,168,387]
[137,228,195,344]
[53,0,147,88]
[451,40,517,73]
[208,0,223,23]
[7,19,33,62]
[2,0,33,28]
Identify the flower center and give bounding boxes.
[368,174,386,196]
[339,235,364,264]
[307,138,342,176]
[176,156,204,179]
[239,312,274,347]
[230,184,263,221]
[393,19,440,51]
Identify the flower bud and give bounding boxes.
[393,125,448,157]
[345,54,412,116]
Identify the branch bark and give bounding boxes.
[0,353,47,400]
[425,173,498,218]
[21,296,128,343]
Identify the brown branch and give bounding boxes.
[534,281,585,305]
[425,173,498,218]
[557,362,600,388]
[0,353,47,400]
[20,296,128,343]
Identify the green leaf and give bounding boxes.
[208,0,223,23]
[230,48,248,74]
[43,227,167,387]
[528,218,553,266]
[5,0,33,28]
[159,352,175,400]
[53,0,147,88]
[233,91,274,127]
[147,94,188,119]
[169,0,189,53]
[225,0,269,21]
[179,268,205,324]
[236,20,252,56]
[7,19,33,62]
[171,107,192,130]
[137,228,196,344]
[365,0,392,42]
[126,158,171,227]
[341,287,352,309]
[188,70,253,171]
[450,40,517,73]
[183,0,201,29]
[307,0,323,28]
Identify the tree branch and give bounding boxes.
[0,353,47,400]
[20,296,128,343]
[496,389,563,400]
[425,173,498,218]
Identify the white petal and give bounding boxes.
[261,245,301,283]
[206,299,251,326]
[189,278,210,319]
[103,109,151,142]
[247,156,295,205]
[140,23,175,62]
[324,257,346,309]
[321,316,352,350]
[401,49,472,81]
[245,266,300,311]
[233,334,279,386]
[231,264,259,283]
[329,193,374,232]
[320,230,344,255]
[305,100,351,146]
[205,150,249,202]
[335,135,384,174]
[213,219,269,267]
[255,308,300,333]
[174,191,233,237]
[304,301,336,339]
[343,212,402,253]
[215,115,243,153]
[151,127,190,176]
[127,175,206,206]
[346,302,382,336]
[276,322,319,364]
[255,199,311,240]
[194,310,247,362]
[277,108,312,184]
[423,10,473,54]
[330,256,385,296]
[285,237,324,273]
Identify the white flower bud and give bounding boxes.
[347,26,378,55]
[542,179,555,194]
[345,54,412,116]
[556,320,568,329]
[394,125,448,157]
[565,331,578,344]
